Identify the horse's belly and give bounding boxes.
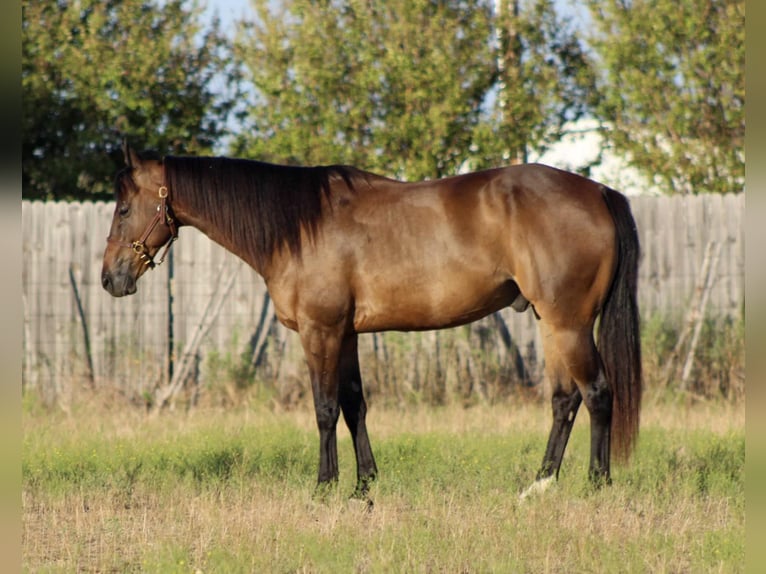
[351,272,519,333]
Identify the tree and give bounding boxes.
[232,0,498,180]
[477,0,598,167]
[232,0,596,179]
[22,0,241,200]
[585,0,744,195]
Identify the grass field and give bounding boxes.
[22,393,744,573]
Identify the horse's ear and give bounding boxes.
[122,139,141,168]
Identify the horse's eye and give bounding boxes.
[118,203,130,217]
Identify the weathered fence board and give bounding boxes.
[21,193,744,403]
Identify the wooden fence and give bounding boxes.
[21,193,744,405]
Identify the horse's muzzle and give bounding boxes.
[101,269,137,297]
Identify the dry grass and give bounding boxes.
[23,397,744,573]
[23,481,742,573]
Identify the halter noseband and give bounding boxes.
[107,185,178,269]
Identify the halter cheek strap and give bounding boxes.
[107,185,179,269]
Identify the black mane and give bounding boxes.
[163,156,355,270]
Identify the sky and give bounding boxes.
[203,0,591,30]
[200,0,656,195]
[203,0,253,29]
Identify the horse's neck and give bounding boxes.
[174,192,265,275]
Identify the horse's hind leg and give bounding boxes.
[521,328,582,499]
[583,366,612,484]
[552,326,613,485]
[338,334,378,499]
[537,384,582,481]
[522,320,612,498]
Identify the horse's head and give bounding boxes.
[101,142,177,297]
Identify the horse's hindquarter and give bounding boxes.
[503,165,618,327]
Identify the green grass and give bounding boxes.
[23,400,744,573]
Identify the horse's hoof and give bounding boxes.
[349,494,374,513]
[519,476,555,501]
[588,473,612,489]
[312,480,338,502]
[349,483,375,512]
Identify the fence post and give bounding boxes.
[68,264,95,390]
[167,248,175,386]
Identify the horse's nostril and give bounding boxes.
[101,272,111,290]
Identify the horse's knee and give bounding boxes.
[584,373,612,424]
[553,389,581,422]
[340,379,368,423]
[553,331,610,423]
[315,399,341,430]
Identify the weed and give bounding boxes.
[641,311,744,401]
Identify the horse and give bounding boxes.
[102,142,641,500]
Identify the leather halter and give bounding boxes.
[106,185,178,269]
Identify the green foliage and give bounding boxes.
[641,313,680,386]
[585,0,745,194]
[23,405,744,501]
[233,0,498,180]
[232,0,596,179]
[23,415,315,495]
[479,0,599,165]
[201,329,293,409]
[205,338,258,397]
[21,0,745,198]
[22,0,242,200]
[640,312,744,400]
[624,427,744,500]
[694,315,745,399]
[195,310,743,411]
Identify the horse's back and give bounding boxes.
[337,164,615,332]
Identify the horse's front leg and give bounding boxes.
[338,334,378,499]
[300,323,344,490]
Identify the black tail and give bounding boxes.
[599,187,642,462]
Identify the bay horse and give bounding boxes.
[102,143,641,499]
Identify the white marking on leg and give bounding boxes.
[519,476,555,501]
